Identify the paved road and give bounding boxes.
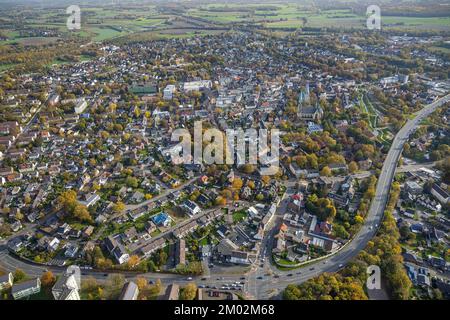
[0,95,448,299]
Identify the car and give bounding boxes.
[309,267,315,271]
[274,275,280,278]
[198,285,205,288]
[186,277,193,281]
[240,277,246,280]
[103,273,108,277]
[201,277,207,281]
[240,282,245,285]
[257,276,263,280]
[234,203,239,207]
[287,273,293,277]
[339,264,344,268]
[148,280,155,285]
[296,272,301,275]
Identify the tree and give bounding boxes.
[113,201,125,213]
[180,283,197,300]
[41,271,56,287]
[125,176,139,188]
[241,164,255,174]
[349,161,358,173]
[127,255,140,268]
[283,273,367,300]
[215,196,227,206]
[57,190,93,223]
[104,274,125,299]
[320,166,332,177]
[232,177,243,190]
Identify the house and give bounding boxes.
[130,191,145,203]
[52,268,80,300]
[172,220,198,239]
[128,207,147,221]
[104,236,130,265]
[152,212,172,227]
[307,122,323,134]
[431,183,449,204]
[0,272,13,290]
[47,237,60,251]
[119,281,139,300]
[11,278,41,300]
[80,193,100,207]
[229,251,251,265]
[405,181,422,196]
[140,238,166,258]
[64,243,79,258]
[145,221,157,234]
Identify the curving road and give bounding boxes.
[0,95,448,300]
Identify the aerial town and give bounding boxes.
[0,0,449,303]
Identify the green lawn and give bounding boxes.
[232,210,247,223]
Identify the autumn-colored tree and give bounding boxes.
[41,271,56,287]
[241,164,255,174]
[261,176,271,185]
[13,269,26,283]
[180,283,197,300]
[127,255,140,268]
[349,161,358,173]
[215,196,227,206]
[113,201,125,213]
[232,177,243,190]
[320,166,332,177]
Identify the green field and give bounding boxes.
[0,2,449,46]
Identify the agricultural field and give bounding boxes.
[186,3,450,31]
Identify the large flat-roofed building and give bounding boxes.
[183,80,212,92]
[11,278,41,300]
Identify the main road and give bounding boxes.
[0,95,448,299]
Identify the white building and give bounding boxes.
[183,80,212,92]
[163,85,176,100]
[52,268,80,300]
[74,99,88,114]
